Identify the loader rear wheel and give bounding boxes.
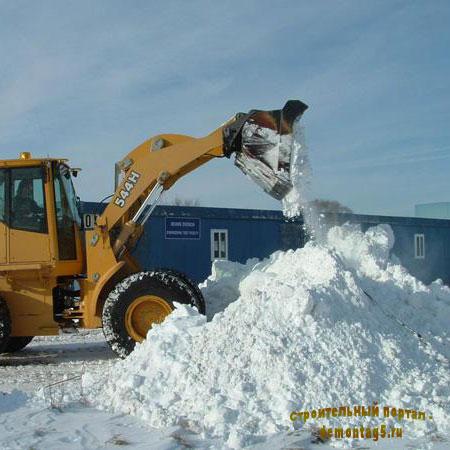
[4,336,34,353]
[0,297,12,353]
[102,269,205,358]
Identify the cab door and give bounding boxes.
[0,170,7,263]
[8,166,51,264]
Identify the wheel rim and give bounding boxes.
[125,295,173,343]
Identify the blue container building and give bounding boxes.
[81,203,450,286]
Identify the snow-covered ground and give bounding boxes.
[1,224,450,449]
[2,339,447,450]
[0,334,396,449]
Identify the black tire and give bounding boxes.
[102,269,205,358]
[155,268,205,314]
[4,336,34,353]
[0,297,12,354]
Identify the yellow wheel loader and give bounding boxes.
[0,100,308,357]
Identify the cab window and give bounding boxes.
[53,164,80,260]
[10,167,47,233]
[0,170,5,223]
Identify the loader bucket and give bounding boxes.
[223,100,308,200]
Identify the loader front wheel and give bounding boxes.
[0,297,12,353]
[102,270,205,358]
[124,295,173,343]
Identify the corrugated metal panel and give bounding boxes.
[280,222,305,251]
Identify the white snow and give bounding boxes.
[199,258,259,320]
[0,391,178,450]
[281,125,310,219]
[78,224,450,448]
[281,125,327,242]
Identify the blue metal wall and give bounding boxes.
[81,203,450,285]
[81,203,291,282]
[133,208,286,282]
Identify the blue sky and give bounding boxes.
[1,0,449,216]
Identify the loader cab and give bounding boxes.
[0,154,84,336]
[0,155,83,273]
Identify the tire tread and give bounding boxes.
[102,269,205,358]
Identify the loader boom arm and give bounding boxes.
[95,100,308,259]
[99,128,226,230]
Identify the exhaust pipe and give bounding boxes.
[223,100,308,200]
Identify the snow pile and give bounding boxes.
[83,224,450,448]
[200,258,258,320]
[328,224,450,343]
